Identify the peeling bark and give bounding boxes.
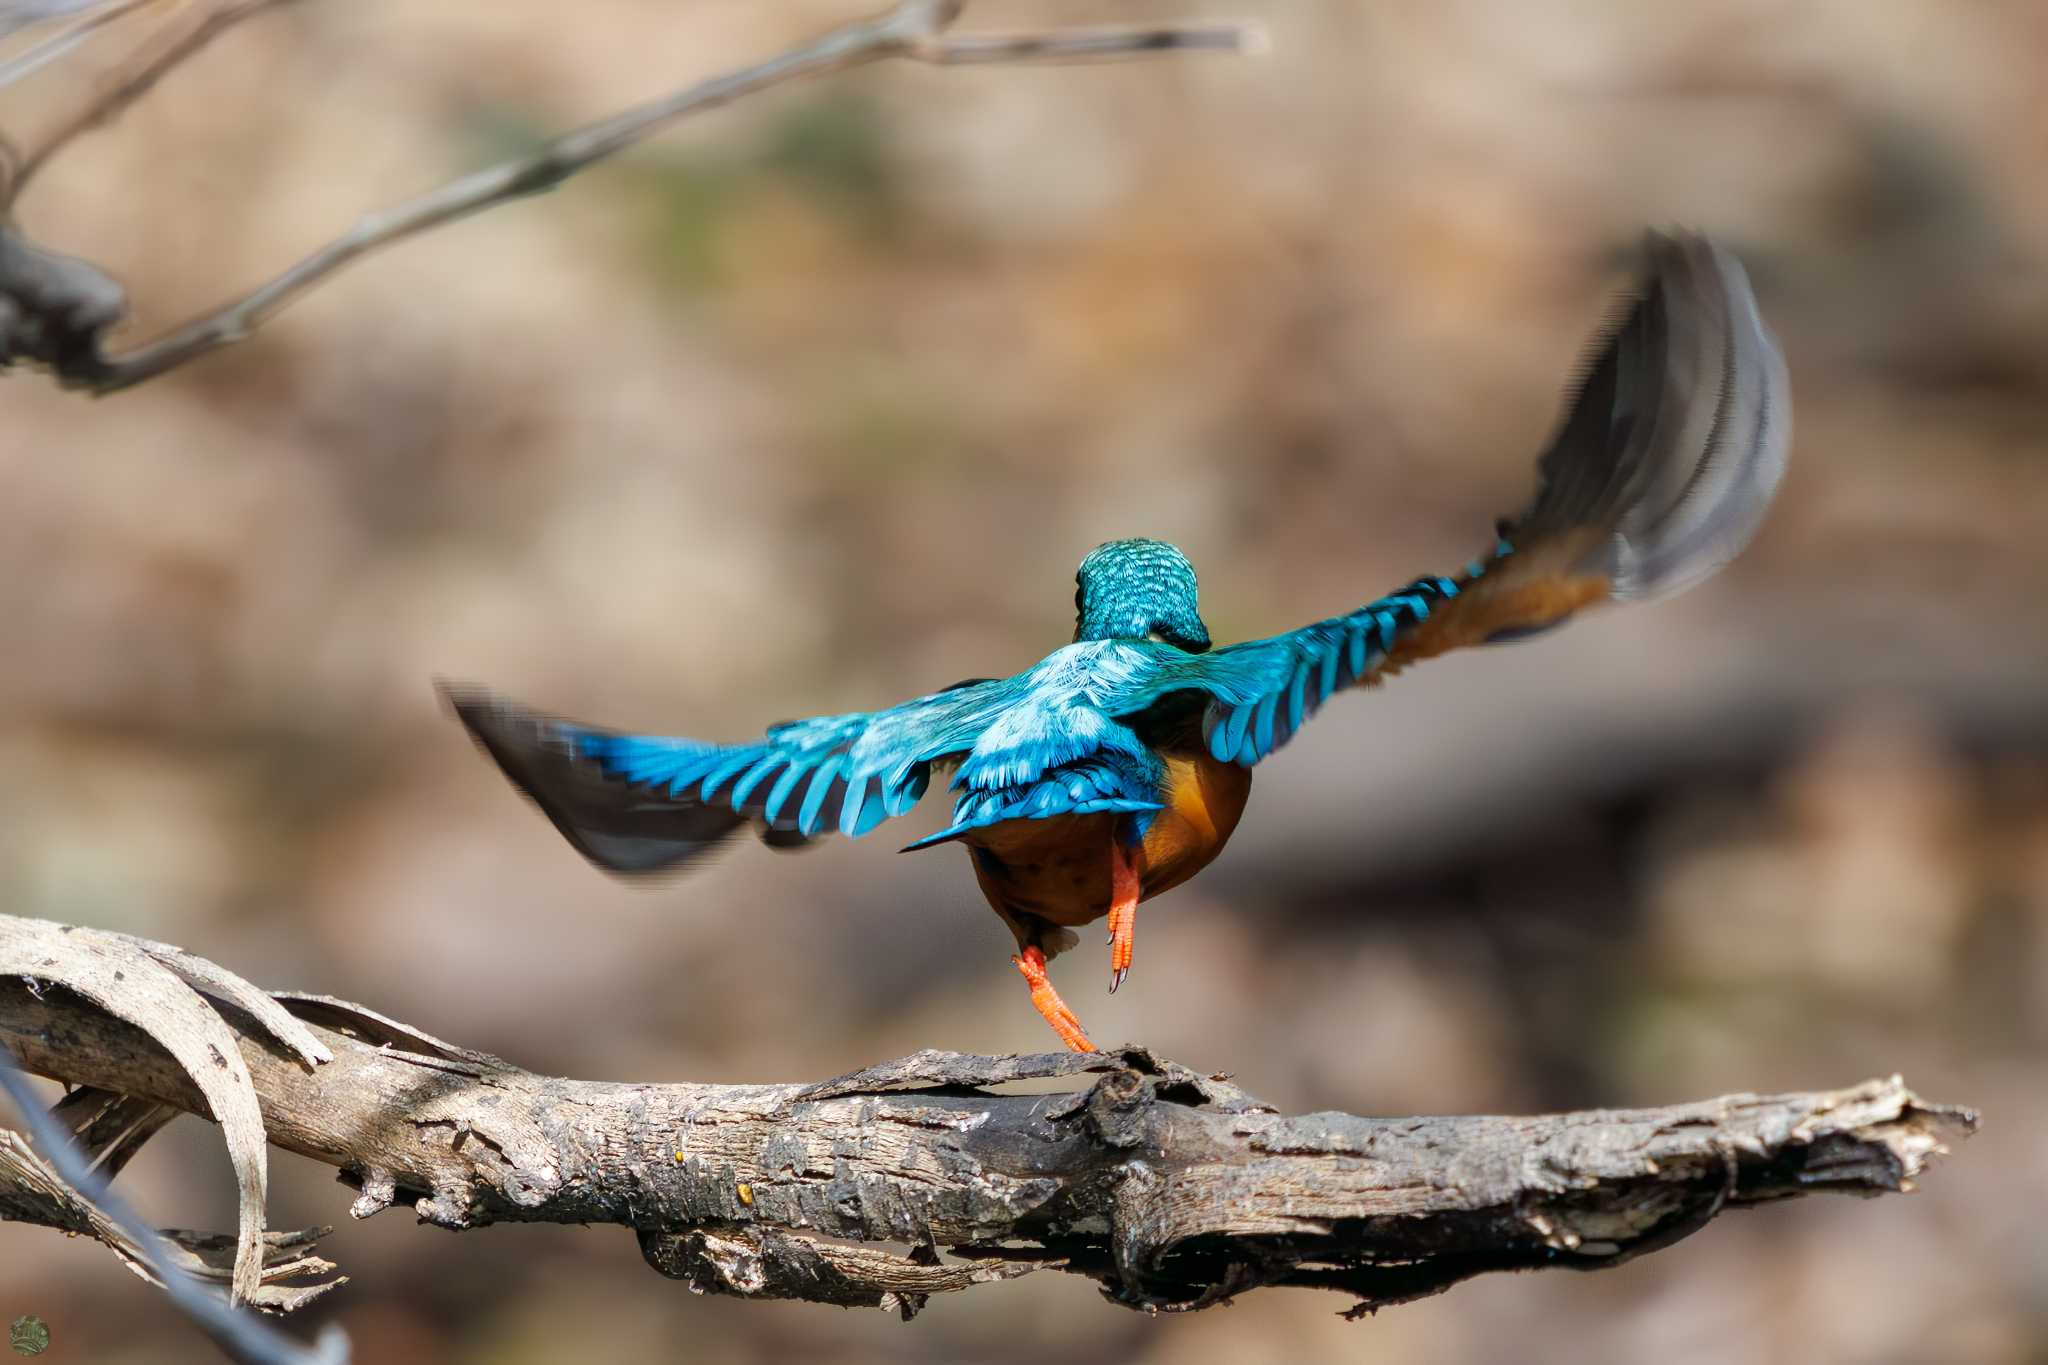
[0,968,1973,1316]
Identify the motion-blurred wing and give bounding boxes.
[1119,229,1789,767]
[445,675,1015,874]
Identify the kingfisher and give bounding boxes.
[447,231,1789,1052]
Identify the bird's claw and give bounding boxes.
[1105,837,1140,995]
[1014,948,1096,1052]
[1105,893,1136,994]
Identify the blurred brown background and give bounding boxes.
[3,2,2046,1361]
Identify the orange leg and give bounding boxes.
[1012,946,1095,1053]
[1104,837,1141,994]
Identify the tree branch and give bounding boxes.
[0,1,295,204]
[0,915,1974,1320]
[0,0,1262,394]
[0,0,160,99]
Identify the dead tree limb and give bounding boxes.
[0,914,1974,1319]
[0,0,1262,393]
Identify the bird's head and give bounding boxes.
[1073,538,1211,652]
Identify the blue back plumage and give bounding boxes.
[901,749,1165,851]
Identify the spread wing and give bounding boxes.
[445,675,1017,874]
[1114,229,1790,767]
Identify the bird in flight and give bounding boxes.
[447,231,1789,1052]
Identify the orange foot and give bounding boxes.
[1104,837,1140,994]
[1013,945,1095,1052]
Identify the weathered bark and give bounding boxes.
[0,1129,341,1310]
[0,971,1973,1318]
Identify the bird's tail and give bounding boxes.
[1369,230,1789,677]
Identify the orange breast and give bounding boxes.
[1139,749,1253,898]
[964,749,1252,929]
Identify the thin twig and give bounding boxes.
[50,0,1258,393]
[0,0,157,93]
[0,0,114,40]
[915,22,1264,64]
[4,0,297,205]
[0,1046,348,1365]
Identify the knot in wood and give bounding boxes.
[1085,1067,1150,1149]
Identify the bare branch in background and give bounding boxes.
[0,0,1262,393]
[0,0,157,93]
[1,0,295,200]
[0,913,1974,1320]
[0,0,118,41]
[913,22,1263,64]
